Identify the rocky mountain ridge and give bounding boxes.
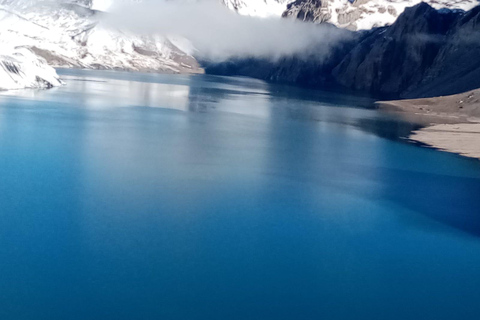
[284,0,478,30]
[226,0,479,30]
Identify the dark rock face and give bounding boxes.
[205,3,480,99]
[332,3,460,96]
[403,6,480,97]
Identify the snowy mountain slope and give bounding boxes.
[222,0,293,17]
[0,47,63,90]
[0,0,202,73]
[226,0,479,30]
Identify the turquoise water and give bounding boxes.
[1,70,480,320]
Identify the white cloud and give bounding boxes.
[105,0,351,61]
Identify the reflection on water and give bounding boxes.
[1,77,191,111]
[0,70,480,320]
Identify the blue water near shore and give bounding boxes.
[1,69,480,320]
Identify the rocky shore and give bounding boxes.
[377,89,480,160]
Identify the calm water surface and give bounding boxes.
[1,69,480,320]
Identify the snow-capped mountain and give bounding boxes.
[0,47,63,89]
[0,0,477,91]
[0,0,202,74]
[226,0,479,30]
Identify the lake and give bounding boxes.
[1,69,480,320]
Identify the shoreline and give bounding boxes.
[377,89,480,160]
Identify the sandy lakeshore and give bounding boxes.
[377,89,480,160]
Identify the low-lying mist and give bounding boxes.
[105,0,352,62]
